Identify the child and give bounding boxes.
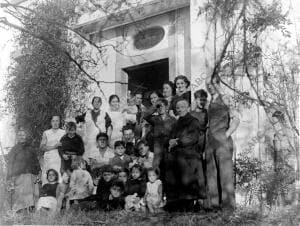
[128,149,139,169]
[90,167,102,195]
[118,168,129,195]
[123,94,138,124]
[125,164,146,211]
[96,164,115,209]
[144,168,163,213]
[137,140,154,169]
[59,122,85,172]
[36,169,59,213]
[103,180,125,211]
[66,157,94,208]
[56,171,71,211]
[110,141,131,170]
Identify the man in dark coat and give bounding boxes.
[205,75,240,211]
[163,99,206,212]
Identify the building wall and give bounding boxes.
[81,5,191,108]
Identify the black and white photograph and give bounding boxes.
[0,0,299,225]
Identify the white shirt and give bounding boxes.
[94,147,115,165]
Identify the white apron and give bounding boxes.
[107,110,126,147]
[42,129,65,184]
[83,109,107,160]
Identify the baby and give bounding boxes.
[123,95,138,123]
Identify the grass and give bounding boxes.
[0,205,299,225]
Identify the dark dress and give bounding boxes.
[96,179,113,208]
[6,141,40,211]
[40,183,59,198]
[6,141,40,179]
[206,96,235,209]
[127,178,146,198]
[163,113,206,210]
[143,111,176,170]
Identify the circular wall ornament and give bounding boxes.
[134,26,165,50]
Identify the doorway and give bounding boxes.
[123,58,169,106]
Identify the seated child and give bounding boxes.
[137,140,154,169]
[144,168,163,213]
[96,164,115,209]
[103,180,125,211]
[66,157,94,208]
[56,171,71,211]
[118,168,129,195]
[36,169,59,213]
[110,141,131,170]
[125,164,146,211]
[59,122,85,172]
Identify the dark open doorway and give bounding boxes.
[123,58,169,106]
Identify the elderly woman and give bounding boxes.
[6,128,40,212]
[169,75,191,118]
[84,96,112,160]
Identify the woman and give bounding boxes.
[164,99,206,212]
[149,91,161,108]
[40,115,65,184]
[162,81,174,110]
[6,128,40,212]
[143,98,176,170]
[84,96,112,160]
[142,91,162,145]
[107,95,126,147]
[169,75,191,117]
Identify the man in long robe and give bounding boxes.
[163,99,206,212]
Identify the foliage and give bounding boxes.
[0,206,299,226]
[235,141,296,206]
[6,0,88,145]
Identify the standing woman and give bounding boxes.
[169,75,191,118]
[107,95,126,147]
[143,98,176,170]
[6,128,40,212]
[84,96,112,160]
[40,115,65,184]
[162,81,174,110]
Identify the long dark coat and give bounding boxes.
[162,113,206,202]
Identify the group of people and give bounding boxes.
[6,75,240,214]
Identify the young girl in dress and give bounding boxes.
[66,157,94,208]
[36,169,59,213]
[144,168,163,213]
[125,164,146,211]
